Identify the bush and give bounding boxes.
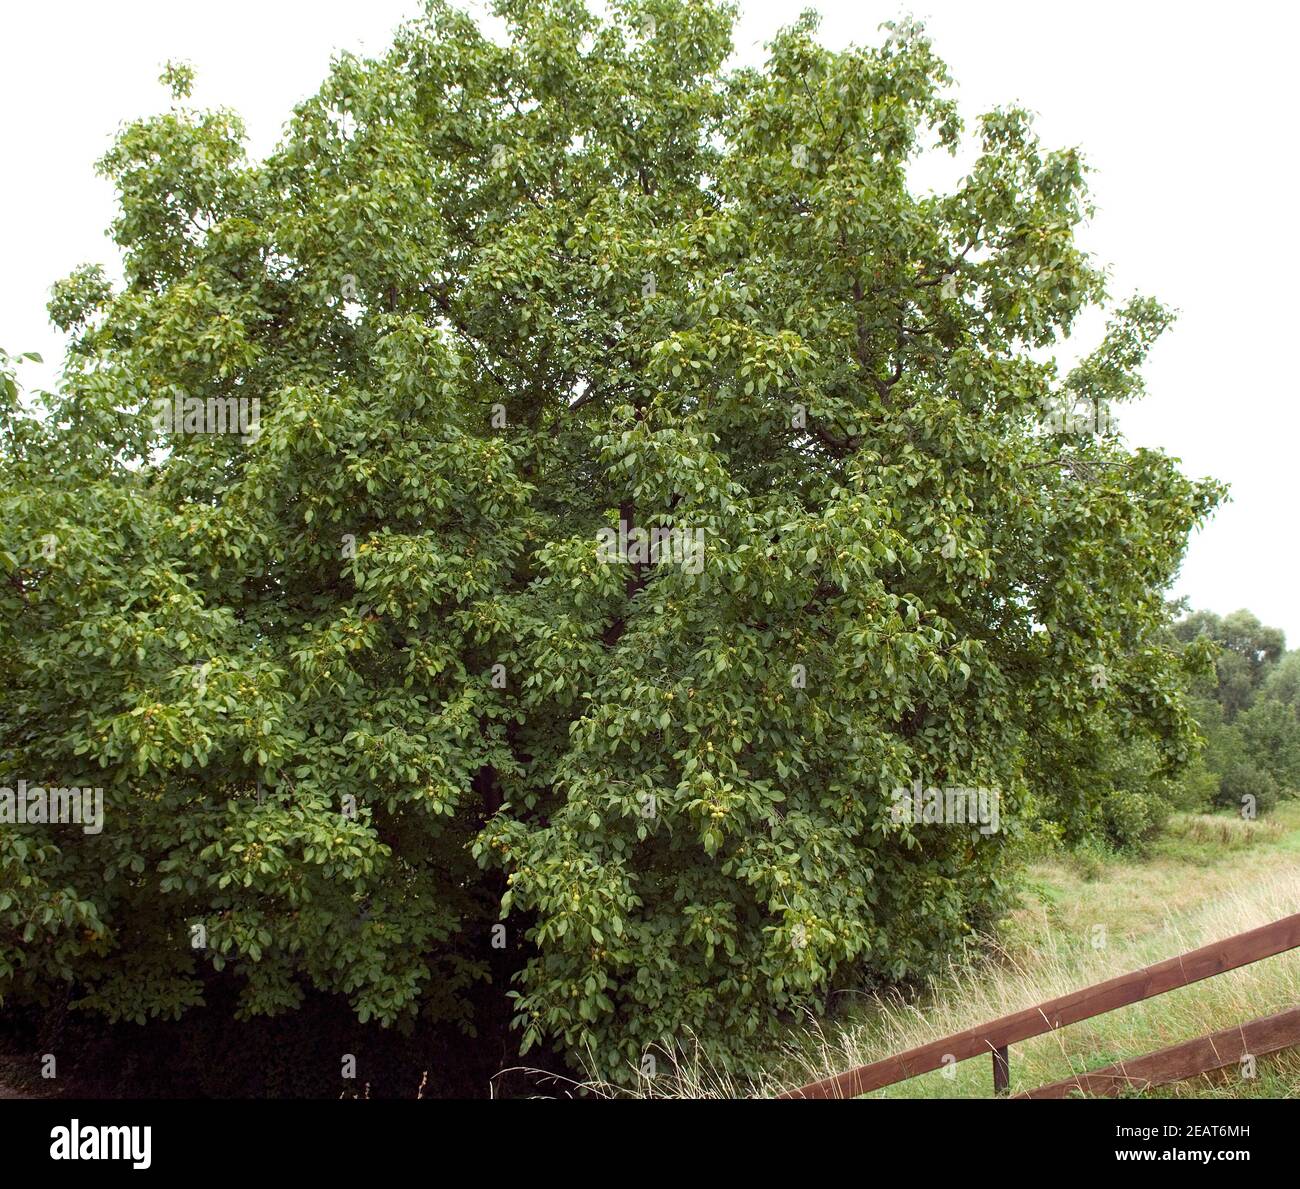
[1237,700,1300,794]
[1173,755,1220,812]
[1215,762,1279,818]
[1101,788,1168,852]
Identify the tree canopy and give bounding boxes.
[1,0,1222,1078]
[1174,608,1286,720]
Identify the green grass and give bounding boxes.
[597,802,1300,1098]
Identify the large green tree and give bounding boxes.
[1174,608,1285,719]
[1,0,1221,1078]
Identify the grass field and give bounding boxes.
[612,803,1300,1099]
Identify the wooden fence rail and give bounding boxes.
[779,912,1300,1100]
[1017,1005,1300,1098]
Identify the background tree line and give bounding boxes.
[1175,609,1300,819]
[1044,606,1300,855]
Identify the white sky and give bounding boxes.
[2,1,1295,641]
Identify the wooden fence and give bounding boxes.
[779,912,1300,1099]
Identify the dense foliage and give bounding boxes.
[1,0,1221,1079]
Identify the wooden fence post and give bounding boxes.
[992,1046,1010,1095]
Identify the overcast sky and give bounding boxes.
[3,1,1295,641]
